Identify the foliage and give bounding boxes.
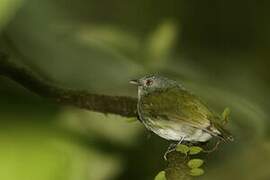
[155,171,167,180]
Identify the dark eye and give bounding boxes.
[145,79,153,86]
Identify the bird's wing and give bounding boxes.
[141,87,215,130]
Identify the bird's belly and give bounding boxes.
[143,119,212,142]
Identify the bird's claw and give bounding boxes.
[163,143,177,161]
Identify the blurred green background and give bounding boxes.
[0,0,270,180]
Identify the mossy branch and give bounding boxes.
[0,52,206,180]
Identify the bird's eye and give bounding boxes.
[145,79,153,86]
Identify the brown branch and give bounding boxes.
[0,53,137,117]
[0,52,202,180]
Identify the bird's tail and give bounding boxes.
[214,123,234,142]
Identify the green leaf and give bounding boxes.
[176,144,189,154]
[145,20,178,68]
[154,170,167,180]
[189,168,205,176]
[0,0,23,29]
[222,107,231,121]
[187,159,204,168]
[189,146,203,155]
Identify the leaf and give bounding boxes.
[222,107,231,121]
[145,20,178,68]
[154,170,167,180]
[187,159,204,168]
[189,168,205,176]
[0,0,23,29]
[189,146,203,155]
[176,144,189,154]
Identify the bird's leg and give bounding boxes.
[178,136,185,144]
[163,143,177,160]
[164,136,185,160]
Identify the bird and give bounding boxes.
[130,74,233,152]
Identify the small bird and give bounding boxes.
[130,75,233,147]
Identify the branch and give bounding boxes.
[0,52,205,180]
[0,53,137,117]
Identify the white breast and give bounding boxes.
[142,118,212,142]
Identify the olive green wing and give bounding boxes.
[141,88,214,130]
[141,87,233,141]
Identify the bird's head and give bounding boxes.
[130,74,179,96]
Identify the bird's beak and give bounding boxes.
[129,79,139,85]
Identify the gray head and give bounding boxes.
[130,74,179,96]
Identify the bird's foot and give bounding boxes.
[164,137,187,160]
[164,143,177,160]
